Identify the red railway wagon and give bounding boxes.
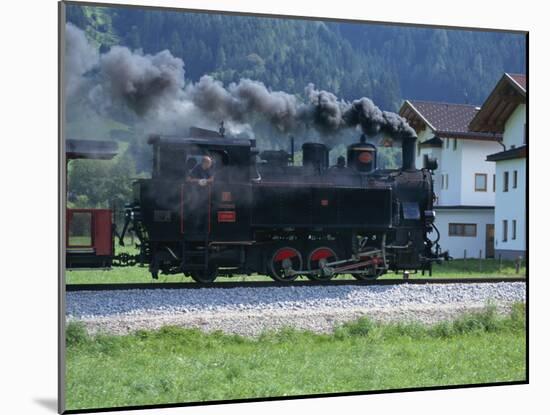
[66,208,113,268]
[65,139,118,269]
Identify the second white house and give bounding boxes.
[399,100,502,258]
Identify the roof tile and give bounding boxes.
[408,100,480,134]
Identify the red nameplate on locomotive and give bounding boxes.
[217,211,236,222]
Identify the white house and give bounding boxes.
[399,100,502,258]
[469,73,527,260]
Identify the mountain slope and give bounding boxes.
[66,4,525,112]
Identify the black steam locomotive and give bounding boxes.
[119,126,447,283]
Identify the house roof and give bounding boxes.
[65,139,118,160]
[509,73,526,90]
[486,145,527,162]
[469,73,527,133]
[399,100,501,141]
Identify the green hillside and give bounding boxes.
[66,4,526,111]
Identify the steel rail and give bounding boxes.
[66,277,526,292]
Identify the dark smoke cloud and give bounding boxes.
[97,47,185,115]
[187,76,302,132]
[304,86,416,138]
[304,84,347,133]
[64,23,99,101]
[65,24,416,140]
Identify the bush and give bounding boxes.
[339,317,376,338]
[510,302,526,329]
[451,305,501,334]
[66,322,89,346]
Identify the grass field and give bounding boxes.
[66,243,527,285]
[65,304,526,410]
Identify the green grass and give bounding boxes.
[68,236,93,246]
[65,304,526,410]
[430,258,525,277]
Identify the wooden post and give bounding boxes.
[515,256,522,274]
[479,250,482,272]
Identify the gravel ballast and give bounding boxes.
[66,282,525,336]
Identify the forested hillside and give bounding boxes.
[65,4,525,212]
[66,5,525,111]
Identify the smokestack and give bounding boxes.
[402,135,417,171]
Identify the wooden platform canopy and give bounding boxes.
[65,139,118,160]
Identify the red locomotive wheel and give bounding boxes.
[307,247,338,281]
[352,255,385,280]
[269,247,302,282]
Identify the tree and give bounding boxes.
[215,47,227,68]
[170,30,183,58]
[126,25,141,50]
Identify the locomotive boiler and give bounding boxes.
[120,126,447,283]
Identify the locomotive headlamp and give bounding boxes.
[358,151,373,163]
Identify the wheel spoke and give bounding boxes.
[307,247,337,281]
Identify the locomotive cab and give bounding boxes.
[127,130,258,280]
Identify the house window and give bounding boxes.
[493,174,496,192]
[524,124,527,144]
[449,223,477,237]
[453,138,457,150]
[475,173,487,191]
[446,138,450,149]
[503,171,509,192]
[503,220,508,242]
[417,143,421,157]
[440,174,449,190]
[512,220,517,240]
[513,170,518,188]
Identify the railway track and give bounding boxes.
[65,277,526,292]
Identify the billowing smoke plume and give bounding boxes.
[65,23,99,100]
[94,46,185,115]
[65,23,415,140]
[187,76,302,132]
